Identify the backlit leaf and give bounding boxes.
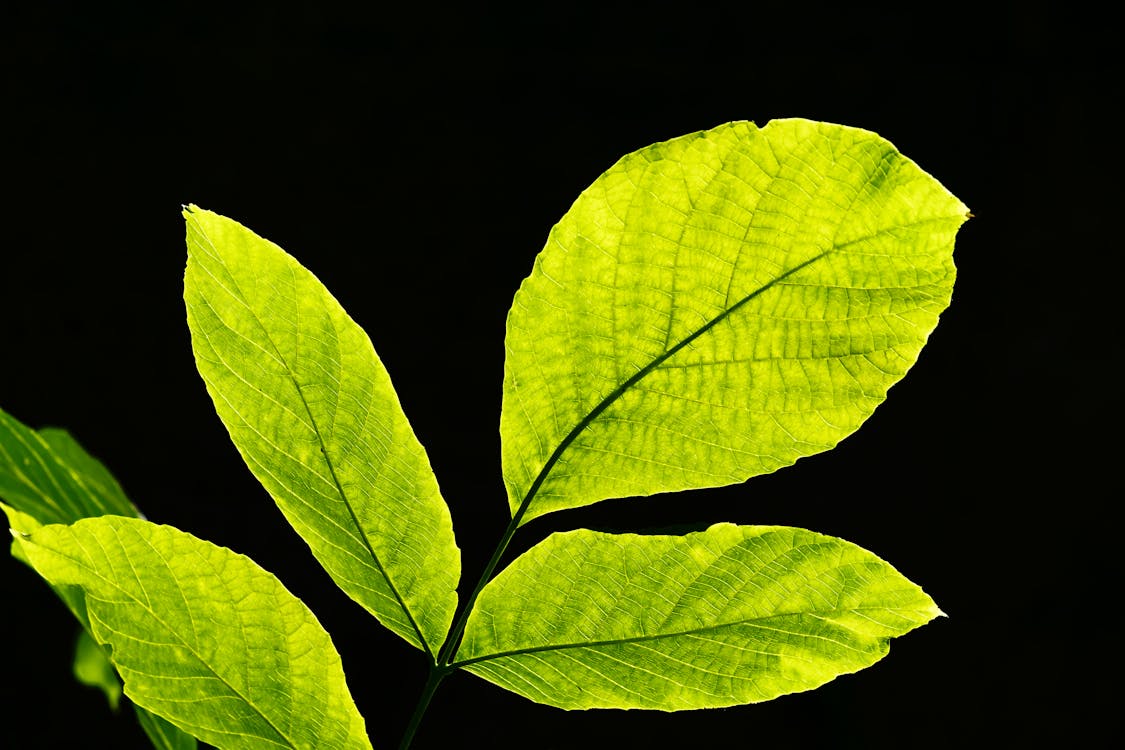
[19,516,372,750]
[73,629,122,710]
[135,707,202,750]
[457,523,939,709]
[502,119,968,522]
[0,408,137,524]
[1,411,199,750]
[184,206,459,656]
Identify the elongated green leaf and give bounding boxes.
[7,517,201,750]
[183,206,459,656]
[456,523,939,709]
[74,629,123,710]
[0,407,137,524]
[17,516,372,750]
[502,119,968,522]
[38,428,137,515]
[1,413,197,749]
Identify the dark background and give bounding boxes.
[0,1,1114,747]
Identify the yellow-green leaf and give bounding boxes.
[0,408,137,524]
[457,523,940,709]
[184,206,459,656]
[73,629,122,710]
[502,119,968,523]
[20,516,372,750]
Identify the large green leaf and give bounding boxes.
[183,206,459,657]
[456,523,939,709]
[1,411,199,749]
[0,407,137,524]
[502,119,968,522]
[15,516,372,750]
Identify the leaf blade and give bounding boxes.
[135,707,201,750]
[1,413,198,750]
[73,628,123,710]
[501,119,968,522]
[183,206,459,655]
[456,523,939,709]
[20,516,372,750]
[0,407,138,524]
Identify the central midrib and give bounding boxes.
[449,602,926,668]
[512,246,834,525]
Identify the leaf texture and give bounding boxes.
[18,517,372,750]
[0,407,137,524]
[456,523,940,709]
[1,411,199,749]
[183,206,459,656]
[501,119,968,522]
[136,707,203,750]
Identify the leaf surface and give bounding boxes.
[183,206,459,656]
[136,707,202,750]
[74,629,123,709]
[1,412,198,748]
[18,516,372,750]
[0,408,137,524]
[456,523,940,709]
[502,119,968,522]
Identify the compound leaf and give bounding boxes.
[456,523,939,709]
[502,119,968,522]
[17,516,372,750]
[183,206,459,657]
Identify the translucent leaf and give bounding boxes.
[19,516,372,750]
[501,119,968,522]
[0,407,137,524]
[183,206,459,656]
[1,411,198,749]
[135,707,200,750]
[38,428,136,515]
[456,523,940,709]
[73,628,122,710]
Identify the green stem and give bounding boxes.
[436,510,526,667]
[397,665,448,750]
[404,404,586,742]
[399,504,530,748]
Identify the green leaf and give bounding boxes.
[135,706,200,750]
[1,419,202,750]
[501,119,968,522]
[183,206,459,657]
[19,516,372,750]
[38,428,137,516]
[0,407,138,524]
[74,628,123,710]
[456,523,940,709]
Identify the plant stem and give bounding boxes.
[402,436,561,744]
[397,665,448,750]
[435,511,526,667]
[398,508,527,748]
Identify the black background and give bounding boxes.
[0,1,1114,748]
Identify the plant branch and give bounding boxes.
[397,665,448,750]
